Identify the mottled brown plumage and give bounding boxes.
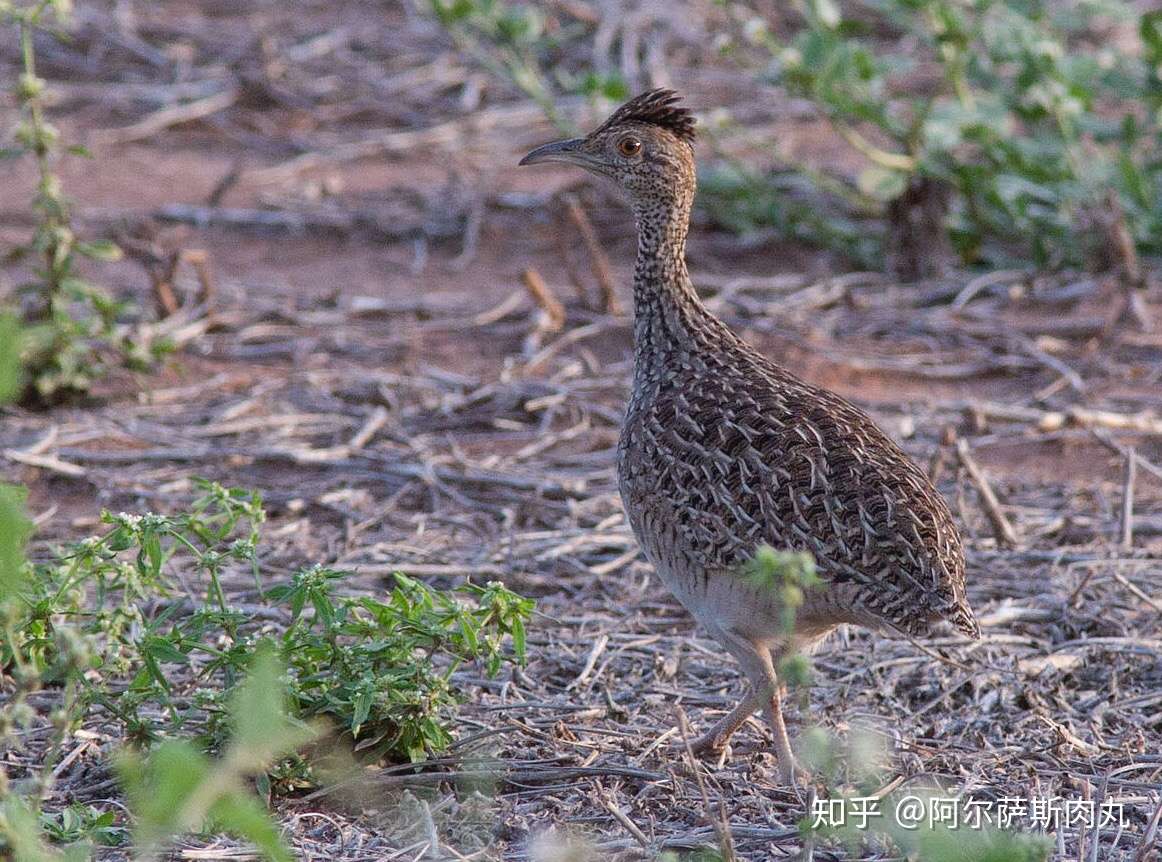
[521,90,978,783]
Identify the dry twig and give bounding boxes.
[676,708,736,862]
[92,87,239,145]
[562,193,621,315]
[955,438,1019,547]
[1120,448,1136,550]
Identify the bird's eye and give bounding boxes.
[617,136,643,157]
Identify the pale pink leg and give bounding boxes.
[689,688,761,753]
[719,632,804,785]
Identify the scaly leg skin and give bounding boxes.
[688,688,761,754]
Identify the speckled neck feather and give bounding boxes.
[626,111,732,386]
[631,175,712,366]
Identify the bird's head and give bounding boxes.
[519,89,696,206]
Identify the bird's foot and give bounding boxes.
[774,754,814,803]
[685,728,731,757]
[776,756,811,786]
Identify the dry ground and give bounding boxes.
[1,2,1161,860]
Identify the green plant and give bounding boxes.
[37,805,128,848]
[271,567,533,762]
[437,0,1162,274]
[742,545,821,687]
[910,826,1052,862]
[0,315,23,402]
[739,548,1051,860]
[2,0,166,403]
[7,481,532,761]
[744,0,1162,272]
[5,481,266,702]
[1,324,96,861]
[698,162,883,266]
[798,729,1052,861]
[0,485,32,600]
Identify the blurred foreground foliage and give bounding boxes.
[726,549,1050,861]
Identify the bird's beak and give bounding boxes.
[518,138,590,168]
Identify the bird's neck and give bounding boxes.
[630,193,721,366]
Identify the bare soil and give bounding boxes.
[1,2,1161,860]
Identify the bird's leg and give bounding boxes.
[688,688,761,754]
[719,632,805,786]
[764,678,798,786]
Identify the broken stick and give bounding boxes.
[562,193,621,315]
[956,438,1019,548]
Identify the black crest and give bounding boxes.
[593,89,696,144]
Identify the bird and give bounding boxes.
[519,89,979,784]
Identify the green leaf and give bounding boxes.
[510,615,527,662]
[778,653,813,688]
[857,166,908,202]
[909,819,1052,861]
[310,590,335,628]
[105,525,134,552]
[117,650,311,862]
[139,529,164,578]
[117,740,210,852]
[74,239,122,262]
[0,483,32,605]
[350,683,373,735]
[0,315,25,403]
[142,652,173,693]
[143,634,190,665]
[2,796,86,862]
[1142,12,1162,62]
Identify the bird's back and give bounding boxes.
[617,321,978,642]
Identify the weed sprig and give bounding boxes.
[2,0,166,403]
